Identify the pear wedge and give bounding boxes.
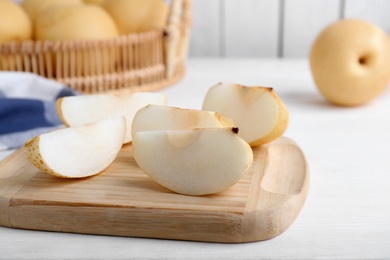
[202,83,289,146]
[132,127,253,196]
[24,117,126,178]
[56,92,166,143]
[131,105,235,138]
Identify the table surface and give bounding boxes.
[1,58,390,260]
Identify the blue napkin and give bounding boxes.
[0,72,78,150]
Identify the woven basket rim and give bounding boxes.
[0,29,165,48]
[0,0,192,94]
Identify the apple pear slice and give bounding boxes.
[24,117,126,178]
[132,127,253,196]
[131,105,235,138]
[202,83,289,147]
[56,92,166,143]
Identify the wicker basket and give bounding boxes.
[0,0,191,94]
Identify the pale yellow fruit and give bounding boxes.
[310,19,390,106]
[0,0,32,43]
[131,105,235,139]
[132,127,253,196]
[56,92,167,144]
[102,0,168,34]
[35,5,118,41]
[24,117,126,178]
[83,0,104,4]
[35,5,119,74]
[21,0,83,22]
[202,83,289,147]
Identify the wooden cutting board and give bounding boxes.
[0,136,309,243]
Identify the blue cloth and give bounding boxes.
[0,72,78,150]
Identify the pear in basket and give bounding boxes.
[102,0,168,34]
[35,4,119,77]
[21,0,83,22]
[83,0,104,4]
[0,0,32,43]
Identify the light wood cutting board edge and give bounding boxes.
[0,136,310,243]
[242,137,310,242]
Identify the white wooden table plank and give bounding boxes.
[188,0,221,57]
[223,0,280,57]
[283,0,341,57]
[344,0,390,34]
[1,58,390,259]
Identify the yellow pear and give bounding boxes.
[21,0,83,22]
[83,0,104,4]
[131,105,235,139]
[202,83,289,147]
[56,92,167,144]
[133,127,253,196]
[0,0,32,43]
[310,19,390,106]
[24,117,126,178]
[102,0,168,34]
[35,4,118,41]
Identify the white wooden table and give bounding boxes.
[1,58,390,259]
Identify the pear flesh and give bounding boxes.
[56,92,166,143]
[132,127,253,196]
[131,105,235,138]
[24,117,126,178]
[202,83,289,147]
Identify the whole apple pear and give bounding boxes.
[310,19,390,106]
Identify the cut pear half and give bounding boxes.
[131,105,235,138]
[24,117,126,178]
[132,127,253,196]
[56,92,166,143]
[202,83,289,146]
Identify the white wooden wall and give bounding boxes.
[189,0,390,58]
